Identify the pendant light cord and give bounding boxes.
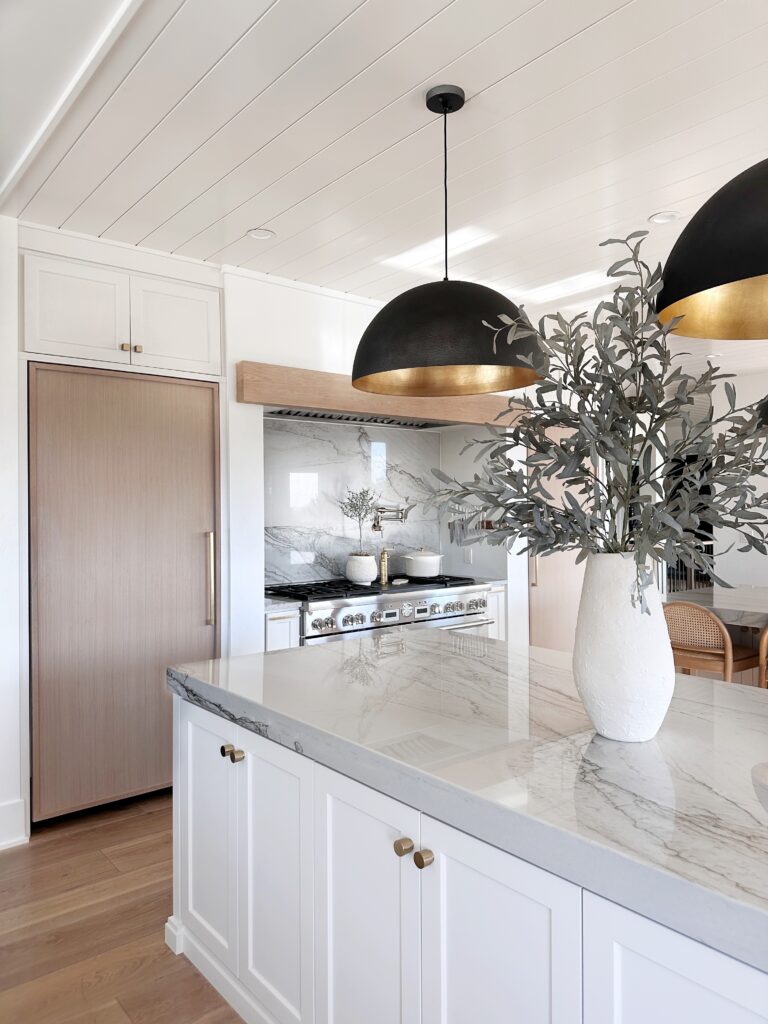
[443,103,448,281]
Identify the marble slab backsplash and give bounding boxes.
[264,419,441,583]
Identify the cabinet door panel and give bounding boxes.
[24,254,130,362]
[237,728,314,1024]
[421,816,581,1024]
[130,276,221,374]
[583,893,768,1023]
[315,767,421,1024]
[266,613,301,652]
[179,702,238,971]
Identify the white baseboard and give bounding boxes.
[166,920,278,1024]
[0,798,27,851]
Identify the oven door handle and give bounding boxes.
[437,617,495,632]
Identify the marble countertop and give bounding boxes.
[264,596,302,611]
[168,631,768,972]
[666,585,768,630]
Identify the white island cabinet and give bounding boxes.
[167,632,768,1024]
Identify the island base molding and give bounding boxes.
[170,697,768,1024]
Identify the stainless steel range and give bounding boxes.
[264,576,494,645]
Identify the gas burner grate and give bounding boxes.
[265,579,384,602]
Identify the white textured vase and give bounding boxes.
[345,554,377,586]
[572,553,674,742]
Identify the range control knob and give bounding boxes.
[479,597,487,609]
[467,599,477,611]
[445,602,454,613]
[354,613,365,625]
[342,615,354,627]
[371,611,383,624]
[323,617,335,630]
[456,601,465,612]
[311,618,323,631]
[430,603,441,614]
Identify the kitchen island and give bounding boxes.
[166,630,768,1024]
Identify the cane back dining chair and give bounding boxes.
[663,601,761,684]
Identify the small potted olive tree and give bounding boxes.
[340,488,379,585]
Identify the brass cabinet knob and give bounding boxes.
[229,748,245,763]
[220,744,234,758]
[393,837,414,858]
[413,849,435,869]
[120,343,130,352]
[133,344,143,353]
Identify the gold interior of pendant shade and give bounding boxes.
[658,272,768,340]
[352,363,540,397]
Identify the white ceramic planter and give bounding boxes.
[572,553,674,742]
[345,554,378,586]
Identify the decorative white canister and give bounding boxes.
[572,553,675,742]
[345,554,378,586]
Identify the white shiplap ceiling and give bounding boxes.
[4,0,768,373]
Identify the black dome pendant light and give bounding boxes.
[658,157,768,339]
[352,85,542,397]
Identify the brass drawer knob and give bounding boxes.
[120,343,130,352]
[413,849,434,869]
[133,344,143,353]
[220,744,234,758]
[393,837,414,857]
[229,748,245,763]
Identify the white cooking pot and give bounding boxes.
[403,548,443,578]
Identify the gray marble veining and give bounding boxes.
[168,631,768,972]
[263,418,440,583]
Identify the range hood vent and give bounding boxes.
[264,406,450,429]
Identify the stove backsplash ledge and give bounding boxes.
[264,418,442,584]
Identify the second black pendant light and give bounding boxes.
[352,85,541,397]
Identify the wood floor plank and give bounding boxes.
[0,792,239,1022]
[0,861,171,936]
[102,830,172,874]
[0,849,118,913]
[61,1001,134,1024]
[117,958,224,1024]
[0,807,172,881]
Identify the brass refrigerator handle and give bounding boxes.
[206,530,216,626]
[530,553,539,587]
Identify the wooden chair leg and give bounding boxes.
[760,628,768,689]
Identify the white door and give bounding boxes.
[130,275,221,374]
[265,611,301,652]
[24,254,131,362]
[314,766,421,1024]
[583,892,768,1023]
[421,816,581,1024]
[237,727,314,1024]
[178,702,239,972]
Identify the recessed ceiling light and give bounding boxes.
[247,227,276,240]
[647,210,681,225]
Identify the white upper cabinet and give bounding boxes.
[23,254,222,375]
[24,254,131,363]
[421,815,582,1024]
[130,275,221,374]
[583,893,768,1024]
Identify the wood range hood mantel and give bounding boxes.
[236,361,520,425]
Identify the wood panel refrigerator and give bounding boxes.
[29,363,220,820]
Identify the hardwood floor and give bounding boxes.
[0,792,242,1023]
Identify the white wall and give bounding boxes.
[222,268,379,655]
[713,370,768,586]
[437,424,530,647]
[0,216,25,849]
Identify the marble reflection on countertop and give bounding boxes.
[169,629,768,969]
